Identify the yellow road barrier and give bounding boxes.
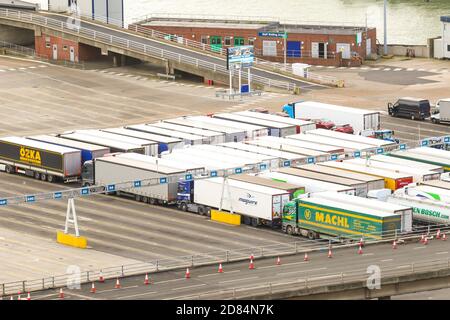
[211,210,241,226]
[57,231,88,249]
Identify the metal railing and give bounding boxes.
[173,258,450,300]
[1,223,449,297]
[0,8,297,91]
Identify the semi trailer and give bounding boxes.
[0,136,82,183]
[389,149,450,172]
[367,154,444,173]
[257,135,344,154]
[286,133,374,153]
[148,122,226,145]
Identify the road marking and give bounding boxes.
[316,65,324,68]
[0,69,5,72]
[436,251,448,255]
[38,65,47,68]
[327,66,336,69]
[171,284,206,291]
[155,278,185,285]
[19,67,27,70]
[417,68,426,71]
[276,267,327,276]
[28,66,37,69]
[219,276,258,284]
[393,68,402,71]
[371,67,380,70]
[362,253,374,256]
[117,291,157,299]
[383,68,391,71]
[407,68,415,71]
[396,265,410,269]
[198,270,240,278]
[413,246,427,250]
[349,67,358,70]
[381,259,393,262]
[116,73,124,76]
[8,69,16,71]
[97,285,139,294]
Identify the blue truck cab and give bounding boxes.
[282,101,304,118]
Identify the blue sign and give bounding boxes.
[445,137,450,143]
[26,195,35,203]
[421,140,429,147]
[307,157,315,164]
[235,168,243,174]
[227,45,254,68]
[185,174,193,181]
[54,192,62,199]
[376,148,384,154]
[134,181,141,188]
[210,171,218,177]
[331,154,338,161]
[399,144,407,150]
[159,178,167,184]
[0,199,6,206]
[354,151,361,158]
[283,160,291,167]
[259,164,267,170]
[258,31,288,38]
[107,185,116,192]
[81,188,89,195]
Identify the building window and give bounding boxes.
[63,45,68,51]
[201,36,208,44]
[224,37,232,46]
[248,37,256,46]
[448,45,450,52]
[45,43,51,49]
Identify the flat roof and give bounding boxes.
[142,20,267,29]
[75,130,158,146]
[234,111,316,127]
[245,139,328,157]
[115,153,204,172]
[149,122,225,138]
[138,125,206,141]
[59,133,143,151]
[0,136,79,154]
[307,129,395,148]
[258,136,344,154]
[163,118,245,135]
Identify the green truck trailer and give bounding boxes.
[282,196,402,241]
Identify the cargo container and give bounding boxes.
[345,158,441,182]
[178,176,290,226]
[306,128,398,150]
[368,154,444,174]
[163,117,247,143]
[218,142,308,166]
[130,124,208,146]
[115,153,205,176]
[282,194,402,240]
[101,127,184,154]
[244,139,330,162]
[72,130,158,156]
[229,174,305,199]
[388,150,450,172]
[0,136,81,183]
[318,161,413,191]
[213,113,297,137]
[188,116,269,139]
[278,167,369,197]
[83,156,184,204]
[314,192,413,232]
[234,110,317,133]
[27,135,110,164]
[162,152,239,171]
[286,133,375,153]
[282,101,380,134]
[59,132,145,154]
[261,171,356,195]
[298,164,385,192]
[387,187,450,225]
[148,122,226,145]
[257,135,344,154]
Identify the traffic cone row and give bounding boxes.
[59,288,64,299]
[90,282,96,294]
[304,252,309,261]
[443,233,447,241]
[115,278,121,289]
[392,239,397,249]
[218,263,224,273]
[328,248,332,258]
[27,292,31,301]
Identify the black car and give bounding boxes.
[388,97,431,121]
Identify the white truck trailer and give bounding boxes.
[283,101,380,134]
[148,121,226,144]
[286,133,375,153]
[257,135,344,154]
[139,125,208,146]
[431,98,450,124]
[368,154,444,173]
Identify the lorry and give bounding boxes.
[286,133,374,153]
[212,113,297,137]
[27,135,110,164]
[281,193,403,240]
[318,161,414,191]
[282,101,381,135]
[0,136,82,183]
[256,135,345,154]
[234,110,317,134]
[387,97,431,121]
[128,125,208,146]
[279,167,370,197]
[389,148,450,172]
[386,187,450,225]
[314,191,413,232]
[177,176,291,226]
[367,154,444,174]
[81,155,185,205]
[101,127,184,154]
[431,98,450,124]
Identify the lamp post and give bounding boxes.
[383,0,388,55]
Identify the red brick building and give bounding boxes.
[136,18,377,67]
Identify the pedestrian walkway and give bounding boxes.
[0,64,49,73]
[312,65,448,73]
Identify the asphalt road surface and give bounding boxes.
[27,238,450,300]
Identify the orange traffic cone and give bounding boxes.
[185,268,191,279]
[358,245,363,255]
[359,237,364,247]
[250,253,254,261]
[436,229,441,239]
[144,273,150,285]
[304,252,309,261]
[424,237,429,245]
[328,248,332,258]
[443,233,447,241]
[115,278,121,289]
[218,263,224,273]
[27,292,31,301]
[249,259,255,270]
[59,288,64,299]
[420,234,425,243]
[90,282,96,293]
[276,256,281,265]
[99,271,104,283]
[392,240,397,249]
[17,291,21,300]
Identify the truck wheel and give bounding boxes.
[198,206,206,216]
[180,202,188,212]
[251,218,258,227]
[142,196,148,203]
[243,216,251,225]
[40,173,47,181]
[286,225,293,235]
[135,195,142,202]
[5,165,13,174]
[34,172,41,180]
[432,118,439,124]
[47,175,54,183]
[307,230,316,240]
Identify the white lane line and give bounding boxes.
[155,278,185,285]
[8,68,16,71]
[393,68,402,71]
[171,284,206,291]
[436,251,448,255]
[316,65,324,68]
[383,68,391,71]
[0,69,5,72]
[338,67,346,69]
[38,65,47,68]
[198,270,241,278]
[116,73,124,76]
[430,69,438,72]
[360,67,369,70]
[371,67,380,70]
[381,259,393,262]
[362,253,374,256]
[327,66,336,69]
[276,267,327,276]
[349,67,358,70]
[413,246,427,250]
[396,265,410,269]
[406,68,415,71]
[117,291,157,299]
[28,66,37,69]
[417,68,426,71]
[219,276,258,284]
[125,74,134,77]
[97,285,139,294]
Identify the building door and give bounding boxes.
[336,43,351,59]
[234,37,244,46]
[52,44,58,60]
[210,36,222,52]
[287,41,301,57]
[69,46,75,62]
[312,42,319,58]
[366,38,372,56]
[262,40,277,56]
[318,43,326,58]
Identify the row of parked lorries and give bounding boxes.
[1,105,450,242]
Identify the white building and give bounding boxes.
[48,0,124,27]
[435,16,450,59]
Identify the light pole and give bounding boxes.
[384,0,388,55]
